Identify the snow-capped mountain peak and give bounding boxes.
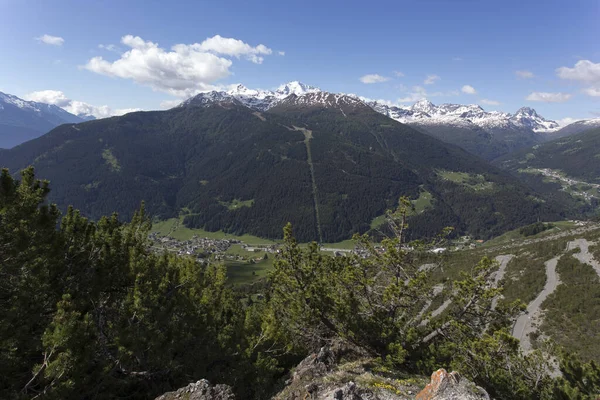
[510,106,559,132]
[411,99,436,114]
[178,82,559,133]
[275,81,321,97]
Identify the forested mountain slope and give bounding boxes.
[0,94,563,241]
[495,126,600,217]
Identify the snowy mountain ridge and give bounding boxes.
[180,82,560,133]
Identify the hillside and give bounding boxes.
[0,91,85,148]
[0,93,563,242]
[545,118,600,140]
[494,126,600,217]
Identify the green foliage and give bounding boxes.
[519,221,555,237]
[0,168,284,400]
[1,168,597,400]
[550,352,600,399]
[266,200,522,372]
[540,255,600,361]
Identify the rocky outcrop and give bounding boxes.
[154,379,235,400]
[153,354,490,400]
[274,345,425,399]
[415,369,489,400]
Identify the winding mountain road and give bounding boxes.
[512,255,561,351]
[568,239,600,278]
[491,254,514,311]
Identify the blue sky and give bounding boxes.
[0,0,599,122]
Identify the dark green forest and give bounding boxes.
[1,168,598,399]
[0,99,567,243]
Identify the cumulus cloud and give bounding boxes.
[99,44,120,52]
[556,117,580,127]
[195,34,272,63]
[396,85,458,103]
[424,74,440,85]
[398,86,428,102]
[26,90,71,107]
[278,51,285,56]
[25,90,140,119]
[515,70,534,79]
[360,74,390,84]
[556,60,600,83]
[525,92,572,103]
[160,99,182,109]
[393,71,405,77]
[461,85,477,94]
[480,99,500,106]
[36,34,64,46]
[83,35,274,98]
[556,60,600,97]
[583,87,600,97]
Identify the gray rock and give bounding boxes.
[154,379,235,400]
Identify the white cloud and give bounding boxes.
[480,99,500,106]
[98,44,120,52]
[461,85,477,94]
[278,51,285,56]
[195,34,272,63]
[25,90,139,119]
[396,85,458,103]
[525,92,572,103]
[583,87,600,97]
[515,70,534,79]
[556,117,580,127]
[424,74,440,85]
[359,74,390,84]
[113,108,143,116]
[84,35,274,98]
[556,60,600,83]
[160,99,182,109]
[393,71,405,77]
[36,34,64,46]
[556,60,600,98]
[26,90,71,107]
[398,86,428,102]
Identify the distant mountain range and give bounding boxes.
[176,82,569,160]
[0,87,563,242]
[1,82,593,159]
[0,92,91,149]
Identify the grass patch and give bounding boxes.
[370,188,433,229]
[218,198,255,210]
[152,217,277,244]
[102,148,121,172]
[437,170,494,191]
[225,258,274,285]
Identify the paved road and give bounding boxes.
[512,255,561,351]
[568,238,600,278]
